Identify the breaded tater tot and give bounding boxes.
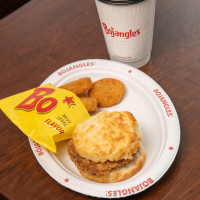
[59,77,92,95]
[79,97,98,112]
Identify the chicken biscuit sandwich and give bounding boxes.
[67,111,145,183]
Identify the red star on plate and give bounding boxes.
[169,146,174,151]
[63,96,75,106]
[64,178,69,182]
[128,70,132,73]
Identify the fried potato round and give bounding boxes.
[79,97,98,112]
[59,77,92,95]
[88,78,125,107]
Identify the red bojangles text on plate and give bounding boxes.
[106,178,154,197]
[153,89,173,117]
[33,141,44,156]
[57,62,95,76]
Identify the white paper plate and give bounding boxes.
[29,59,180,198]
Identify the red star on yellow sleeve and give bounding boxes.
[63,96,75,106]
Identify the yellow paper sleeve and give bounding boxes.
[0,84,90,153]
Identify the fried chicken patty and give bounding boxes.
[67,139,134,176]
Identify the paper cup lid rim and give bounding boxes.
[97,0,146,5]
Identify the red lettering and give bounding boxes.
[102,22,108,34]
[33,141,44,156]
[128,187,135,194]
[57,62,95,76]
[44,119,65,134]
[143,181,149,187]
[113,191,117,197]
[105,177,154,197]
[132,31,137,37]
[102,22,140,39]
[117,190,121,196]
[15,87,55,111]
[36,148,42,153]
[147,177,154,184]
[73,65,79,69]
[125,32,129,39]
[38,152,44,156]
[36,97,57,113]
[167,112,173,117]
[134,185,140,191]
[107,191,112,197]
[153,89,173,117]
[122,189,127,195]
[139,183,144,189]
[153,89,159,92]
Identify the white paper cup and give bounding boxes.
[95,0,156,68]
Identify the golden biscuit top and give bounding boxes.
[72,111,142,163]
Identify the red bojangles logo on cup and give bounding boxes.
[102,22,140,39]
